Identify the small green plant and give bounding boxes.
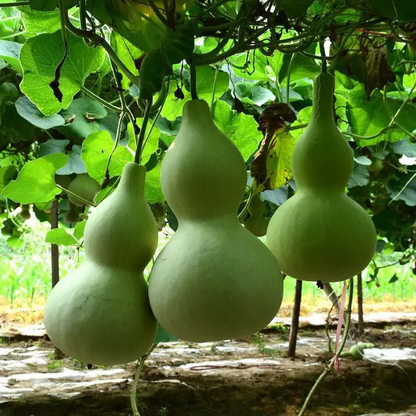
[250,333,279,358]
[158,407,169,415]
[46,359,63,372]
[354,386,383,406]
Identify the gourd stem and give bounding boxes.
[297,277,354,416]
[237,187,254,221]
[130,344,157,416]
[319,40,327,73]
[135,98,153,165]
[190,56,199,100]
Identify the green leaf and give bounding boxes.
[82,131,134,183]
[348,87,416,145]
[29,0,78,11]
[145,163,164,204]
[280,53,320,84]
[39,139,87,175]
[386,173,416,206]
[15,96,65,129]
[20,30,105,116]
[57,97,108,139]
[363,0,416,22]
[0,104,35,150]
[45,228,78,246]
[277,0,314,18]
[86,0,167,52]
[393,139,416,157]
[162,66,229,121]
[73,220,86,240]
[110,32,141,91]
[22,9,61,35]
[128,118,160,165]
[0,82,19,106]
[0,165,18,193]
[348,163,370,188]
[0,40,22,73]
[229,51,270,81]
[1,154,68,204]
[139,21,195,101]
[212,100,263,161]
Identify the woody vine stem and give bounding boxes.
[297,277,355,416]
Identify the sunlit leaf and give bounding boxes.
[1,154,68,204]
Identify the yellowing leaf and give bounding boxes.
[266,129,295,190]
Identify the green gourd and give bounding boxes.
[67,173,100,207]
[243,195,269,237]
[20,204,31,221]
[44,163,158,365]
[64,201,80,224]
[266,73,377,282]
[148,99,283,342]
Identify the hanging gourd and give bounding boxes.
[64,201,80,224]
[67,173,100,207]
[44,163,158,365]
[243,194,269,237]
[266,72,377,283]
[148,99,283,342]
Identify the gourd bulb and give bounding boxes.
[266,73,377,283]
[149,100,283,342]
[44,163,158,365]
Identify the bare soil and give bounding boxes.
[1,322,416,416]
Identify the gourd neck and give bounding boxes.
[181,99,217,135]
[118,163,146,197]
[309,72,336,127]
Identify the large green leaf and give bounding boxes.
[22,9,61,35]
[348,87,416,145]
[45,228,78,246]
[363,0,416,22]
[82,131,134,183]
[15,96,65,129]
[1,154,68,204]
[56,97,108,139]
[128,118,160,165]
[0,40,22,73]
[39,139,87,175]
[162,66,229,121]
[279,53,320,84]
[277,0,314,18]
[139,21,195,100]
[145,163,164,204]
[212,100,262,161]
[29,0,78,11]
[20,30,105,115]
[386,173,416,206]
[110,32,141,91]
[229,50,270,81]
[86,0,167,53]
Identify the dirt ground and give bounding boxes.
[1,320,416,416]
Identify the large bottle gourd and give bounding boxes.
[148,100,283,342]
[44,163,158,365]
[266,73,377,282]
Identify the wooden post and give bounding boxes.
[323,282,340,313]
[50,198,64,358]
[357,273,364,336]
[51,198,59,288]
[288,279,302,358]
